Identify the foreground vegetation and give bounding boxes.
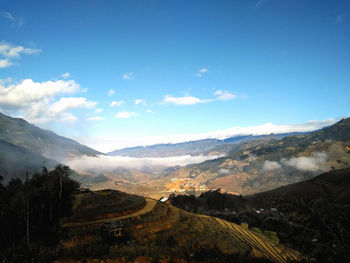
[0,165,80,262]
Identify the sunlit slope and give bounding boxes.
[129,203,300,262]
[214,217,300,263]
[60,190,300,262]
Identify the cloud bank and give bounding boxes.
[67,154,221,172]
[281,152,328,171]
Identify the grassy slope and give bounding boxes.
[60,190,300,262]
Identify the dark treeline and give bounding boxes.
[169,189,249,213]
[0,165,80,262]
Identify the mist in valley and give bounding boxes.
[66,154,223,175]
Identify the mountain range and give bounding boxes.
[153,118,350,197]
[1,111,350,201]
[107,133,305,158]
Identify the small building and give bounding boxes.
[159,197,170,204]
[102,220,124,237]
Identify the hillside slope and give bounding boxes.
[170,167,350,262]
[0,112,101,161]
[59,192,300,263]
[0,139,58,182]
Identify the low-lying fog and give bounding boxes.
[66,154,222,173]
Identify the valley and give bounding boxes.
[1,113,349,262]
[69,118,350,199]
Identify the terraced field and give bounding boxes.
[214,217,300,263]
[59,190,301,262]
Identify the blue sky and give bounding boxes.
[0,0,349,152]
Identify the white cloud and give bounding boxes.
[115,111,138,119]
[194,68,208,78]
[61,72,71,79]
[1,12,25,27]
[263,161,282,171]
[0,42,41,58]
[87,116,104,122]
[95,108,103,113]
[0,59,12,68]
[122,72,134,80]
[108,89,115,96]
[214,90,237,101]
[67,154,222,172]
[281,152,328,171]
[25,97,96,124]
[0,78,97,123]
[146,109,154,114]
[110,100,124,107]
[162,95,212,105]
[49,97,95,115]
[0,42,41,68]
[135,99,146,105]
[0,79,79,109]
[60,113,77,123]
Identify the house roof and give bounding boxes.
[160,197,169,203]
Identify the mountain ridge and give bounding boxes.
[0,112,102,161]
[107,133,306,158]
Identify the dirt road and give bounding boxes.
[62,198,157,227]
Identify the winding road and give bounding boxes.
[62,198,157,227]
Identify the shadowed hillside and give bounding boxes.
[0,139,58,182]
[0,112,101,161]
